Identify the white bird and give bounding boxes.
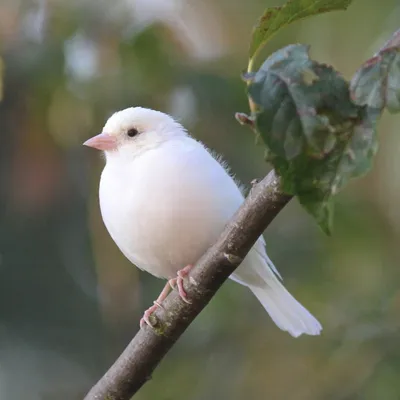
[83,107,322,337]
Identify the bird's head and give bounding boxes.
[83,107,187,160]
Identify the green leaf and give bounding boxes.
[350,29,400,114]
[247,45,380,234]
[249,0,353,62]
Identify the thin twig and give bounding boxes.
[84,169,292,400]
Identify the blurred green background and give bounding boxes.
[1,0,400,399]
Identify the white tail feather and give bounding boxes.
[250,282,322,337]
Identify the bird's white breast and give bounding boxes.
[99,137,245,279]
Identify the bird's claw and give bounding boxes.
[140,264,194,328]
[176,265,193,303]
[167,264,193,304]
[140,302,160,328]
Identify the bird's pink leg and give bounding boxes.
[173,264,194,303]
[140,281,174,328]
[140,264,194,328]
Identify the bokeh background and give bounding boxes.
[1,0,400,399]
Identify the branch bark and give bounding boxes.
[84,169,292,400]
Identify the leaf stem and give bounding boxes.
[247,56,258,114]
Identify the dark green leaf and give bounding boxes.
[350,28,400,113]
[249,0,353,61]
[247,45,380,233]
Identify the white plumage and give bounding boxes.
[84,107,322,337]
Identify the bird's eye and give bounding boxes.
[127,128,139,138]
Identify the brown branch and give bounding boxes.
[84,169,292,400]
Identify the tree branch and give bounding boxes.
[84,169,292,400]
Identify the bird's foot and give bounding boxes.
[169,264,193,304]
[140,264,194,328]
[140,302,160,328]
[139,280,172,328]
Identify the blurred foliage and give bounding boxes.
[1,0,400,399]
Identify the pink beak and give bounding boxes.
[83,133,117,151]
